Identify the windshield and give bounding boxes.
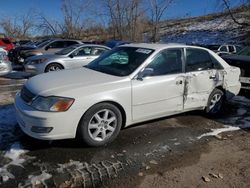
[37,39,52,48]
[55,45,80,55]
[86,47,154,76]
[237,46,250,56]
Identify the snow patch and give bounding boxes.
[18,171,52,188]
[0,143,27,182]
[0,105,28,183]
[197,126,240,140]
[4,142,27,167]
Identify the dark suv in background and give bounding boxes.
[222,46,250,94]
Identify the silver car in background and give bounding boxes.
[0,49,12,76]
[24,44,110,75]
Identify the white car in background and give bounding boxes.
[24,44,110,75]
[0,47,12,76]
[15,43,241,146]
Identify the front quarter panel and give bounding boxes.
[60,78,133,130]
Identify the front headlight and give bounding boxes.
[29,58,48,65]
[31,96,74,112]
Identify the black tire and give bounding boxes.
[45,63,63,72]
[206,88,224,114]
[77,103,122,147]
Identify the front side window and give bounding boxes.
[65,41,78,47]
[186,48,214,72]
[219,46,227,52]
[87,47,154,76]
[48,41,66,48]
[72,47,92,56]
[237,46,250,56]
[55,45,79,55]
[228,46,235,53]
[91,47,108,56]
[146,49,183,76]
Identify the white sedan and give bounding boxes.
[15,43,241,146]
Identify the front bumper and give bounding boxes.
[24,64,44,75]
[15,92,81,140]
[0,61,12,76]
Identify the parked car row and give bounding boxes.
[24,44,110,75]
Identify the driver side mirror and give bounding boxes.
[45,46,50,51]
[69,54,74,58]
[137,68,154,81]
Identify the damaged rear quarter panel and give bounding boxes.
[184,70,224,110]
[222,66,241,99]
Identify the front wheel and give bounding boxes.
[77,103,122,147]
[206,88,224,114]
[45,63,63,72]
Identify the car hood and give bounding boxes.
[25,68,124,96]
[27,54,64,61]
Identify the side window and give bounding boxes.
[65,41,78,47]
[146,49,183,76]
[91,47,108,56]
[186,48,214,72]
[228,45,235,53]
[219,46,227,52]
[72,47,92,56]
[48,41,66,48]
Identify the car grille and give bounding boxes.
[20,86,36,104]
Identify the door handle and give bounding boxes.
[176,80,183,85]
[209,75,216,79]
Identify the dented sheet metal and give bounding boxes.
[183,70,224,110]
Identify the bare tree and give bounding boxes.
[103,0,147,41]
[0,11,35,38]
[35,13,63,37]
[148,0,173,42]
[61,0,92,39]
[220,0,250,27]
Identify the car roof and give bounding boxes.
[71,44,111,49]
[121,43,206,51]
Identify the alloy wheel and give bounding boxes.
[88,109,117,142]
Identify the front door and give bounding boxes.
[132,48,185,121]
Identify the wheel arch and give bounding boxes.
[215,85,226,94]
[44,62,64,72]
[76,100,127,137]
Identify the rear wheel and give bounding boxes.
[45,63,63,72]
[206,88,224,114]
[77,103,122,147]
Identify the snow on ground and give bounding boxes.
[0,143,27,182]
[197,126,240,139]
[197,96,250,140]
[19,171,52,188]
[156,11,249,45]
[0,105,28,183]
